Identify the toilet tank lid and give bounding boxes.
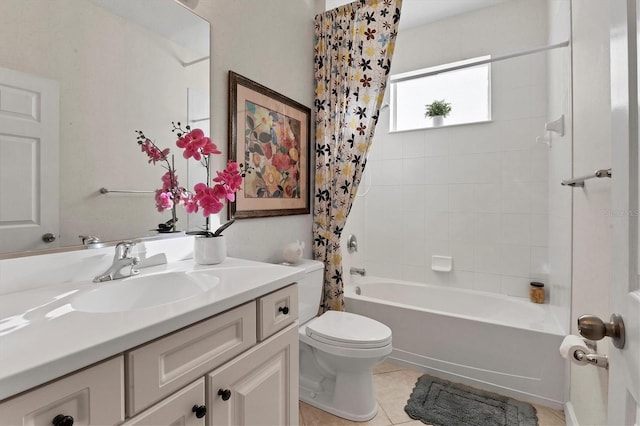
[282,259,324,273]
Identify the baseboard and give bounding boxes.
[564,402,579,426]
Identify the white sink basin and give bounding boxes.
[72,271,220,313]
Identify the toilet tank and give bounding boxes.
[288,259,324,324]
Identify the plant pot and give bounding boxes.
[194,235,226,265]
[431,115,444,127]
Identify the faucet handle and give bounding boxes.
[115,241,136,259]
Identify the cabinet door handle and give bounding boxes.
[218,388,232,401]
[192,404,207,418]
[278,306,289,315]
[52,415,74,426]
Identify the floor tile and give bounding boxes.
[299,401,392,426]
[299,365,566,426]
[374,360,406,374]
[534,403,566,426]
[374,368,424,424]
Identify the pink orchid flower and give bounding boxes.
[155,190,173,212]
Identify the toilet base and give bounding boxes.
[299,381,378,422]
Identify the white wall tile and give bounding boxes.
[402,185,426,213]
[402,238,427,267]
[450,242,475,271]
[501,150,532,183]
[448,184,476,212]
[425,269,451,286]
[367,185,403,211]
[403,131,426,158]
[382,132,403,159]
[473,272,503,293]
[530,246,549,276]
[474,213,502,244]
[365,261,402,280]
[402,265,427,283]
[424,135,449,157]
[473,183,501,212]
[500,275,531,298]
[353,28,552,301]
[425,211,449,241]
[425,156,450,184]
[501,182,532,213]
[449,212,475,242]
[380,159,403,185]
[497,118,537,151]
[500,244,531,276]
[501,214,531,245]
[424,185,449,211]
[448,270,474,289]
[531,181,549,214]
[474,244,502,274]
[531,214,549,246]
[403,157,426,185]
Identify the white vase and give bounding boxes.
[431,115,444,127]
[194,235,226,265]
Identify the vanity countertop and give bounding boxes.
[0,257,304,401]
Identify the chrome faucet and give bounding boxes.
[350,267,366,277]
[93,241,140,283]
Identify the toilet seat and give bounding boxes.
[305,311,392,349]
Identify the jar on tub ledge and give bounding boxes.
[529,282,545,304]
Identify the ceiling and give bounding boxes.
[324,0,511,30]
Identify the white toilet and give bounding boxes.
[294,259,392,421]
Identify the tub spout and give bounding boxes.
[350,267,366,277]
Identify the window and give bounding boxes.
[389,56,491,132]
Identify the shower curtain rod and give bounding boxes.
[389,40,570,84]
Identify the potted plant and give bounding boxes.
[424,99,451,127]
[136,122,243,264]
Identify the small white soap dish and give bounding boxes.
[432,255,452,272]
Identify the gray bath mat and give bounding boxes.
[405,375,538,426]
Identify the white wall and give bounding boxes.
[568,1,611,424]
[192,0,316,263]
[345,0,569,300]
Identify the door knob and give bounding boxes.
[577,313,625,349]
[42,233,56,243]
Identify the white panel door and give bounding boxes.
[0,66,59,252]
[609,1,640,424]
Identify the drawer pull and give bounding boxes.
[278,306,289,315]
[192,404,207,418]
[218,388,232,401]
[52,415,74,426]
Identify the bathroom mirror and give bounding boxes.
[0,0,210,256]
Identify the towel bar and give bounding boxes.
[561,168,611,187]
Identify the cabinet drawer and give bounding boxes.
[122,378,205,426]
[0,356,124,426]
[127,302,257,416]
[258,284,298,341]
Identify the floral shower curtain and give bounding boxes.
[312,0,402,312]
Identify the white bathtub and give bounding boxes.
[344,278,566,409]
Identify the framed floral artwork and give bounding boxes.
[228,71,311,218]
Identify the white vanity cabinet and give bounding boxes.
[125,283,299,425]
[0,283,300,426]
[0,356,125,426]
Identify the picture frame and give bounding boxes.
[228,71,311,219]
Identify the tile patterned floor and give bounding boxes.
[298,361,566,426]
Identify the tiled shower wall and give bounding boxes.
[342,0,574,300]
[357,53,550,298]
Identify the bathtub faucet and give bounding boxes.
[350,267,366,277]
